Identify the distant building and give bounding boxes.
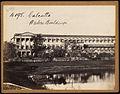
[11,32,115,57]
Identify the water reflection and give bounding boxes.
[28,71,115,90]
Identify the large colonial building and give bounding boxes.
[11,32,115,57]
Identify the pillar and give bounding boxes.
[25,38,26,49]
[20,37,22,49]
[21,51,22,57]
[29,38,31,49]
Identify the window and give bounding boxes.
[26,46,28,49]
[21,38,24,42]
[30,38,33,41]
[85,40,87,42]
[100,40,103,43]
[43,38,46,42]
[22,52,26,57]
[89,40,91,42]
[64,40,67,42]
[73,40,76,43]
[56,39,59,42]
[92,40,95,42]
[27,52,30,56]
[17,51,21,57]
[30,46,33,49]
[60,39,64,42]
[26,38,29,42]
[81,40,83,42]
[21,46,24,49]
[17,45,19,49]
[48,39,51,42]
[111,39,115,43]
[16,38,20,43]
[77,40,80,43]
[52,39,55,42]
[96,40,99,43]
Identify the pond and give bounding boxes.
[28,70,115,90]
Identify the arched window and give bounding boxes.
[64,39,67,43]
[111,39,115,43]
[60,39,64,42]
[84,40,87,42]
[100,40,103,43]
[69,39,72,42]
[21,38,24,42]
[52,39,55,42]
[56,38,59,42]
[92,39,95,42]
[26,38,29,42]
[96,39,99,43]
[48,39,51,42]
[16,38,20,43]
[43,38,46,42]
[81,39,83,42]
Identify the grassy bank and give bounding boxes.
[4,60,115,76]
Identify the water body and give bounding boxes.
[28,71,115,90]
[3,61,115,90]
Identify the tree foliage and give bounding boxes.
[32,34,46,57]
[3,41,17,61]
[53,47,66,57]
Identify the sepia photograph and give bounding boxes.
[1,1,119,93]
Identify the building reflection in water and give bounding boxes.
[28,71,115,90]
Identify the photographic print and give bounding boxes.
[1,1,119,93]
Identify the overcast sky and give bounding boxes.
[3,5,116,42]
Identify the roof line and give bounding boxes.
[42,34,115,37]
[14,32,115,37]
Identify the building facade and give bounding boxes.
[12,32,115,57]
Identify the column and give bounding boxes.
[25,38,26,50]
[29,38,31,56]
[25,38,27,56]
[26,51,27,56]
[20,37,22,49]
[21,51,22,57]
[29,38,31,49]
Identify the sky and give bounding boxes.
[3,5,116,42]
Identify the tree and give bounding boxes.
[53,47,66,57]
[3,41,17,61]
[32,34,46,57]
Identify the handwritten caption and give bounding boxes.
[9,11,67,25]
